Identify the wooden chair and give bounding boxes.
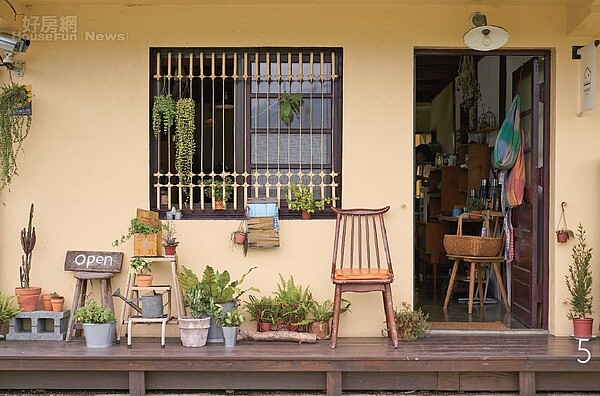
[330,207,398,349]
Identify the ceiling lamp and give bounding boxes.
[463,12,509,51]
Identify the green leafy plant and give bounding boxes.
[128,257,152,275]
[274,274,315,327]
[112,218,162,247]
[393,301,430,341]
[50,292,60,298]
[183,284,223,319]
[19,203,36,288]
[278,91,303,127]
[175,98,196,187]
[74,298,115,324]
[309,299,351,322]
[178,265,258,304]
[286,184,337,214]
[245,295,280,325]
[0,83,31,191]
[566,224,593,319]
[202,177,234,206]
[0,292,21,324]
[151,93,176,138]
[218,307,245,327]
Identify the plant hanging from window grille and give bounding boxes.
[152,92,176,138]
[175,98,196,188]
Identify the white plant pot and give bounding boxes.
[82,322,115,348]
[222,326,239,347]
[179,316,211,347]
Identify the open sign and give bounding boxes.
[64,251,123,273]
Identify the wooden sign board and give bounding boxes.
[137,208,160,227]
[64,251,124,273]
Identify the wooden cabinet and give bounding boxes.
[427,166,467,217]
[457,143,491,192]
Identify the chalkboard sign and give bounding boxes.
[64,251,123,273]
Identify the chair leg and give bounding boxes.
[443,260,460,310]
[492,262,511,311]
[330,285,342,349]
[383,284,398,348]
[468,262,476,314]
[66,279,84,342]
[477,263,484,308]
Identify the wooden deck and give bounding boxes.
[1,333,599,396]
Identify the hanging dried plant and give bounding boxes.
[457,56,481,111]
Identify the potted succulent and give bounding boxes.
[73,298,116,348]
[393,301,430,341]
[218,307,245,347]
[286,184,337,219]
[179,284,215,348]
[308,299,351,340]
[50,292,64,312]
[129,257,153,287]
[202,176,234,210]
[15,203,41,312]
[162,220,179,256]
[565,224,594,339]
[178,265,257,343]
[0,292,21,336]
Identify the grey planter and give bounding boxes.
[222,326,239,347]
[82,322,115,348]
[207,301,236,343]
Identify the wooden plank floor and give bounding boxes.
[1,333,599,396]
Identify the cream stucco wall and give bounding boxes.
[0,3,598,338]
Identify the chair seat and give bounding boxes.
[334,268,392,281]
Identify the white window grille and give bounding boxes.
[150,48,342,219]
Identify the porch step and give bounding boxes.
[6,310,71,340]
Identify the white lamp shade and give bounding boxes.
[464,25,509,51]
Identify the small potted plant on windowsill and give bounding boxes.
[129,257,153,287]
[202,176,234,210]
[565,224,594,339]
[286,184,337,219]
[162,220,179,256]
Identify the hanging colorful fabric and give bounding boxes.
[505,129,525,208]
[492,95,521,170]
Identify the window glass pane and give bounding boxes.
[251,134,332,165]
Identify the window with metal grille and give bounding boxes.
[149,48,343,219]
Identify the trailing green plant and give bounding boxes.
[566,224,593,320]
[309,299,351,322]
[183,283,223,319]
[128,257,152,275]
[151,93,176,138]
[278,91,303,127]
[0,83,31,191]
[112,218,162,247]
[202,176,234,205]
[218,307,245,327]
[74,298,115,324]
[286,184,337,214]
[274,274,315,326]
[19,203,36,288]
[175,98,196,188]
[393,302,430,341]
[0,292,21,324]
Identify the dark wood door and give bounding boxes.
[510,57,546,328]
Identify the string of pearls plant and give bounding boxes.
[175,98,196,188]
[151,94,176,138]
[0,84,32,191]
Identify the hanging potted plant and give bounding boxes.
[15,203,41,312]
[556,202,574,243]
[565,224,594,339]
[175,97,196,189]
[202,176,234,210]
[0,83,31,191]
[230,220,247,246]
[151,89,176,138]
[286,183,337,219]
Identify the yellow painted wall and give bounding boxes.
[0,3,598,338]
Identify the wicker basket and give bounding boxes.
[443,213,502,257]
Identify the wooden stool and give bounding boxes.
[65,272,115,341]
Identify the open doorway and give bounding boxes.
[413,50,550,330]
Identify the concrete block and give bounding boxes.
[6,310,71,341]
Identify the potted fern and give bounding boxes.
[565,224,594,339]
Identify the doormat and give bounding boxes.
[429,321,508,330]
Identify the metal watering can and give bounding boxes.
[112,288,168,318]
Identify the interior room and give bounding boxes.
[413,51,549,330]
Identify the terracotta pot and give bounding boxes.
[233,231,246,245]
[287,323,298,332]
[308,320,331,340]
[15,287,42,312]
[51,297,65,312]
[556,231,569,243]
[573,317,594,339]
[135,274,153,287]
[258,321,271,332]
[214,200,225,210]
[163,245,177,256]
[301,210,312,220]
[41,294,53,311]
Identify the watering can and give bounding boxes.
[113,288,168,318]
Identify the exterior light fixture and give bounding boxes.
[463,12,509,51]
